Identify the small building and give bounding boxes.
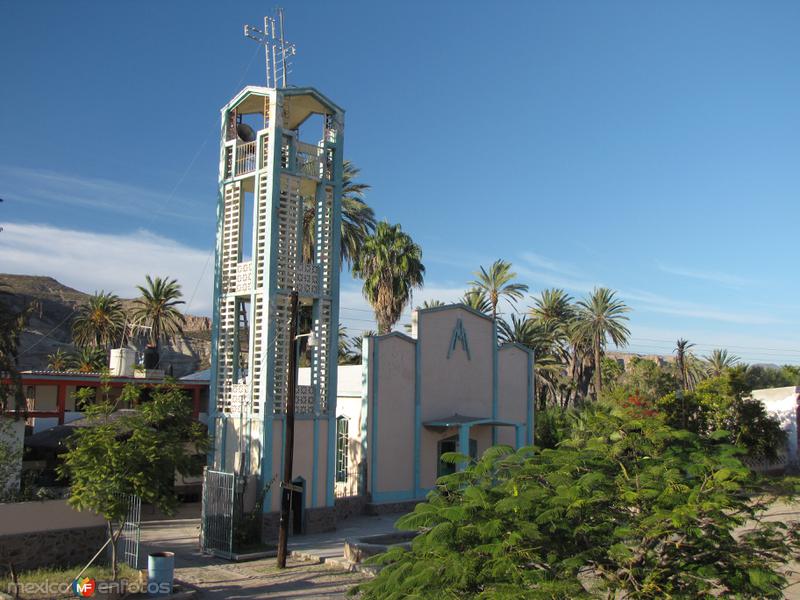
[350,304,534,505]
[750,386,799,467]
[213,303,535,537]
[13,366,209,434]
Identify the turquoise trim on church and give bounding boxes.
[325,118,345,507]
[491,319,499,446]
[413,333,421,498]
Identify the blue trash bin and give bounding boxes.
[147,551,174,597]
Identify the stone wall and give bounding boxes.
[0,525,107,571]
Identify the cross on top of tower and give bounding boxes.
[244,7,296,89]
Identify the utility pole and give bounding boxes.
[276,290,299,568]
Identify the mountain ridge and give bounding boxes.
[1,273,212,377]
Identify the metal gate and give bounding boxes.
[201,468,236,558]
[118,494,141,569]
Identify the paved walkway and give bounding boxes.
[137,512,405,599]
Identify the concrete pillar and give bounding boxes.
[57,384,66,425]
[458,424,471,471]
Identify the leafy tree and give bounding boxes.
[469,259,529,321]
[303,160,376,269]
[46,348,70,371]
[705,348,740,377]
[57,381,207,579]
[574,287,631,397]
[0,289,32,413]
[71,291,126,348]
[355,404,800,599]
[131,276,186,351]
[657,375,785,459]
[353,222,425,334]
[68,346,107,373]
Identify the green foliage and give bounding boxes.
[46,348,70,371]
[656,376,786,459]
[469,259,529,320]
[131,275,186,348]
[303,160,377,269]
[355,405,800,599]
[533,408,571,450]
[71,291,126,348]
[68,346,107,372]
[353,221,425,333]
[0,288,32,413]
[57,380,207,578]
[574,287,631,396]
[603,357,679,404]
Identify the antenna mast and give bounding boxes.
[243,7,296,89]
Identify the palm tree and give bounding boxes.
[338,323,350,363]
[461,288,492,315]
[574,287,631,397]
[71,291,126,348]
[674,338,695,390]
[469,260,529,320]
[497,315,541,348]
[130,276,186,351]
[47,348,70,371]
[420,300,445,309]
[705,348,740,377]
[69,346,107,373]
[303,160,376,269]
[353,222,425,334]
[529,288,575,326]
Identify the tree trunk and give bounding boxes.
[107,520,117,581]
[594,341,602,399]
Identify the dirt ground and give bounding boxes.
[139,519,368,599]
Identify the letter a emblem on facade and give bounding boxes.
[447,318,471,360]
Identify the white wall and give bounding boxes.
[751,386,798,464]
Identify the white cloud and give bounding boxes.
[0,165,210,223]
[520,251,582,277]
[622,289,781,326]
[0,222,214,314]
[657,264,754,287]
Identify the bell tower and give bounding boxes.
[209,12,344,511]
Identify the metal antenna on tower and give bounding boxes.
[243,7,296,89]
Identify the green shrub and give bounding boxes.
[354,404,800,599]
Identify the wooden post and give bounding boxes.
[277,290,299,569]
[57,384,66,425]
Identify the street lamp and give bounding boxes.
[277,290,317,568]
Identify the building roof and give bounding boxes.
[423,413,521,428]
[20,370,207,386]
[24,409,139,451]
[180,369,210,382]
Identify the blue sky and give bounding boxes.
[2,1,800,364]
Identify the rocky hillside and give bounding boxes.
[1,274,212,377]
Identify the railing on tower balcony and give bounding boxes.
[235,141,257,176]
[295,141,323,179]
[235,261,253,293]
